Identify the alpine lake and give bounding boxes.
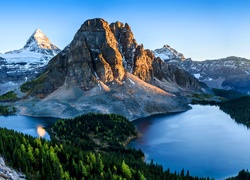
[1,105,250,179]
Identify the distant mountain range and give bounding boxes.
[0,29,60,95]
[155,45,250,94]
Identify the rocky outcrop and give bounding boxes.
[0,157,25,180]
[133,45,154,82]
[17,18,207,119]
[152,57,207,95]
[110,22,137,72]
[29,18,126,96]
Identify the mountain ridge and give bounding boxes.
[164,55,250,94]
[16,18,207,119]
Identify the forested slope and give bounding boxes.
[220,96,250,127]
[0,113,211,179]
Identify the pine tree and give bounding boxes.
[121,160,132,179]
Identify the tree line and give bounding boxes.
[0,105,16,115]
[219,96,250,127]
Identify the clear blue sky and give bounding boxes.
[1,0,250,60]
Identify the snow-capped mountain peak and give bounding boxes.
[154,44,186,62]
[23,28,60,55]
[2,28,61,63]
[0,29,61,95]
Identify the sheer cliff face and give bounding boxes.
[73,19,125,82]
[25,18,206,98]
[110,22,153,82]
[109,22,137,73]
[133,46,154,82]
[38,18,126,95]
[31,18,153,96]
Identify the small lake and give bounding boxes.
[128,105,250,179]
[0,115,57,140]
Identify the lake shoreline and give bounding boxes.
[128,105,250,179]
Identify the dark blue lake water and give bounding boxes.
[0,115,57,140]
[128,105,250,179]
[0,105,249,178]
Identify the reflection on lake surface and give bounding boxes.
[128,105,250,179]
[0,115,57,140]
[37,126,46,138]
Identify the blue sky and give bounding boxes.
[1,0,250,60]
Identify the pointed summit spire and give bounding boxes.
[32,28,46,39]
[35,28,42,33]
[23,28,61,55]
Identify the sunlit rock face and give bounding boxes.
[110,21,137,72]
[35,18,127,95]
[133,45,154,83]
[37,126,46,138]
[18,18,208,120]
[29,18,203,97]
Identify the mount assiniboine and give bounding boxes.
[15,18,208,120]
[0,29,61,95]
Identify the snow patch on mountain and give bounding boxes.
[0,29,61,95]
[166,56,250,94]
[2,28,60,68]
[23,28,60,55]
[154,45,186,61]
[1,50,50,71]
[193,73,201,79]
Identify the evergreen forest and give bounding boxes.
[0,113,212,179]
[219,96,250,127]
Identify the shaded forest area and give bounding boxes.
[227,169,250,180]
[0,105,16,115]
[220,96,250,127]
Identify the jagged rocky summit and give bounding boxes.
[17,18,207,120]
[0,29,60,95]
[154,44,186,62]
